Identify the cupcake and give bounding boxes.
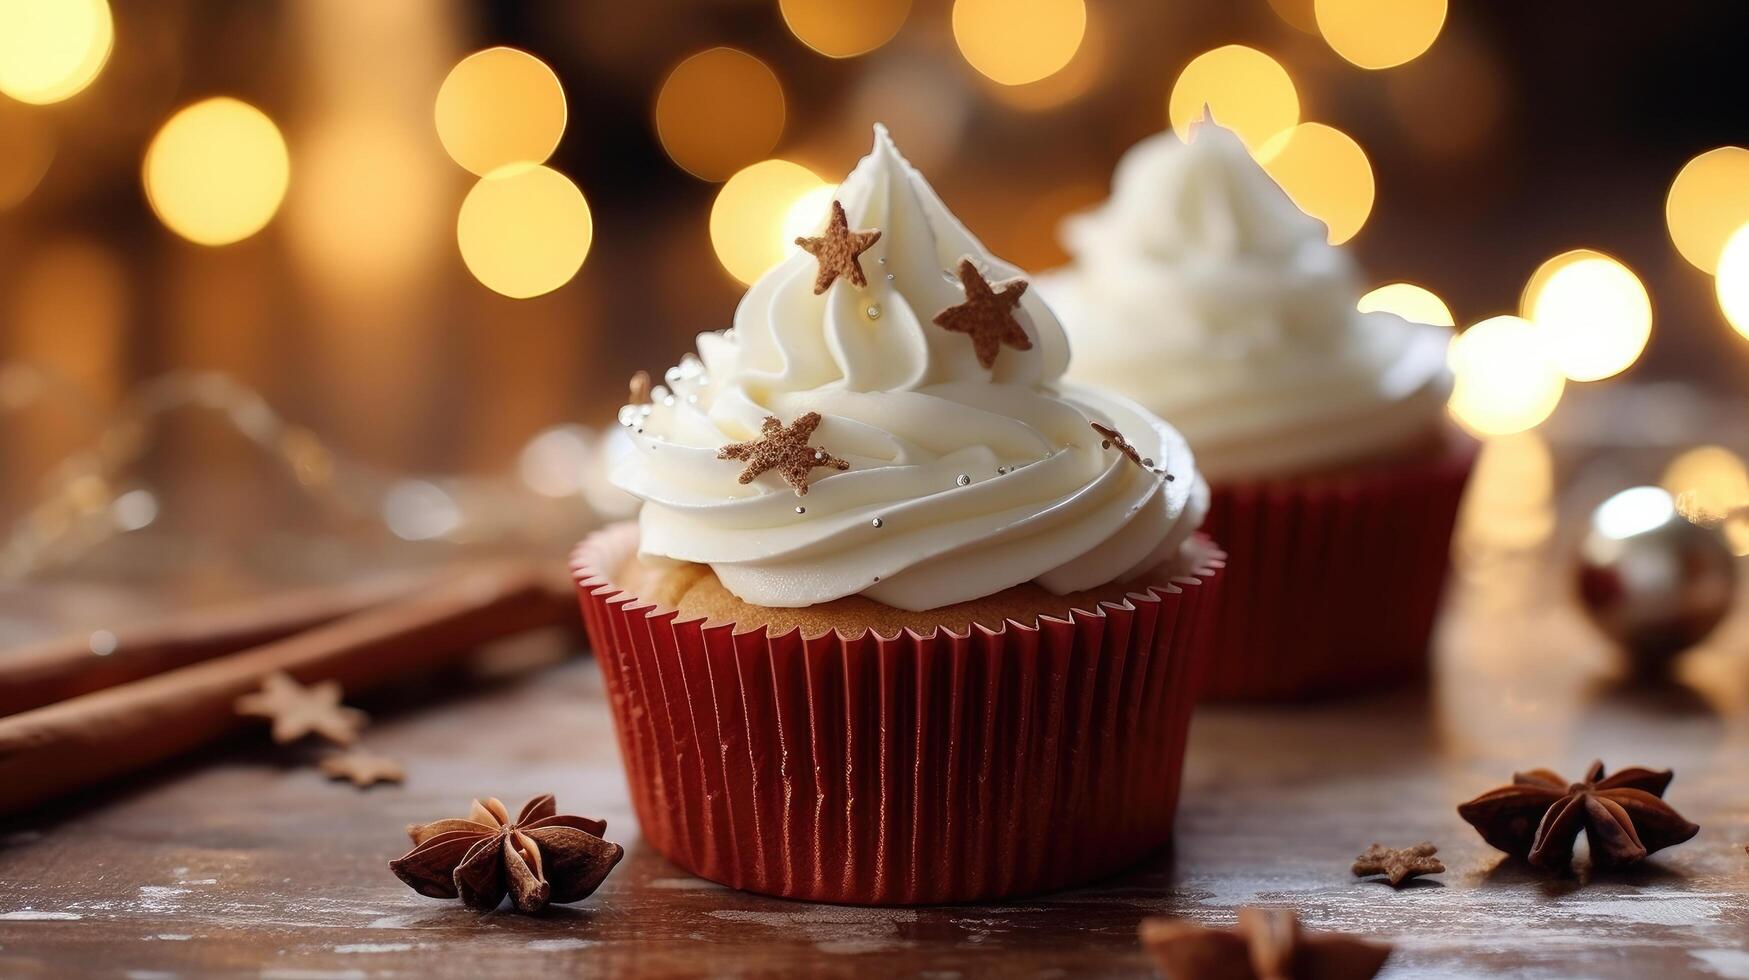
[1041,120,1474,701]
[573,126,1222,904]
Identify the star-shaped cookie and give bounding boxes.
[320,751,405,788]
[1351,842,1444,888]
[717,412,850,496]
[795,200,881,294]
[933,259,1032,369]
[235,672,368,746]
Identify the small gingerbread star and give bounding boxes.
[795,200,882,294]
[320,751,405,788]
[1352,842,1444,888]
[717,412,849,496]
[627,370,652,405]
[933,259,1032,369]
[235,672,368,746]
[1090,421,1149,471]
[1142,907,1391,980]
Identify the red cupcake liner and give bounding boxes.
[572,522,1223,905]
[1197,434,1478,701]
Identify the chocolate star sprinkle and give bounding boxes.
[717,412,849,496]
[1457,760,1699,871]
[235,672,367,746]
[389,794,623,914]
[1091,421,1151,470]
[1352,842,1443,888]
[795,200,881,294]
[933,258,1032,369]
[628,370,652,405]
[1142,907,1391,980]
[321,751,405,788]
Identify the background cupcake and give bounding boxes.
[574,126,1222,904]
[1042,119,1474,701]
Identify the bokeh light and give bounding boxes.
[0,0,113,104]
[1456,430,1555,558]
[1357,282,1454,326]
[1168,45,1299,153]
[952,0,1086,87]
[1267,0,1319,34]
[1520,249,1651,382]
[1447,315,1566,437]
[434,47,567,177]
[986,3,1105,111]
[1662,445,1749,528]
[1717,223,1749,340]
[1259,123,1373,244]
[288,114,443,294]
[0,99,54,210]
[1314,0,1446,70]
[456,165,593,299]
[710,159,831,285]
[1665,146,1749,274]
[654,48,785,182]
[143,98,290,246]
[780,0,910,59]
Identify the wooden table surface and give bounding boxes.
[4,423,1749,978]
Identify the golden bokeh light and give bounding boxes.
[1314,0,1446,70]
[1520,249,1651,382]
[1456,430,1555,558]
[0,0,113,104]
[144,98,290,247]
[288,114,443,295]
[654,48,785,182]
[435,47,567,177]
[1662,446,1749,531]
[1357,282,1454,327]
[1168,45,1300,153]
[1665,146,1749,274]
[1716,223,1749,340]
[0,99,54,209]
[1259,123,1373,244]
[986,3,1105,111]
[1447,315,1566,437]
[710,159,830,285]
[781,0,910,59]
[952,0,1086,87]
[456,165,593,299]
[1267,0,1319,34]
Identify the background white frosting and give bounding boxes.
[1040,120,1454,482]
[613,126,1209,611]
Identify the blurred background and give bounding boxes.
[3,0,1749,617]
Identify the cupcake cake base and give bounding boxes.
[572,522,1224,905]
[1197,432,1476,701]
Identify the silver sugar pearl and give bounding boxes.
[866,304,881,320]
[871,517,884,528]
[795,506,807,514]
[956,474,971,487]
[1142,457,1154,468]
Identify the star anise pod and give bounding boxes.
[1457,760,1699,871]
[1141,907,1391,980]
[389,794,623,913]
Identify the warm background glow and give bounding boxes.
[1447,315,1566,437]
[143,98,290,246]
[710,159,830,285]
[1168,45,1299,153]
[0,99,54,209]
[1718,223,1749,339]
[0,0,113,104]
[655,48,786,182]
[1665,146,1749,274]
[1358,282,1454,326]
[1259,122,1374,244]
[781,0,910,59]
[456,165,593,299]
[952,0,1086,86]
[1314,0,1447,70]
[434,47,567,177]
[1520,249,1652,382]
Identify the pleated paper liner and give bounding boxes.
[1197,433,1478,702]
[572,522,1224,905]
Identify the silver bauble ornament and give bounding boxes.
[1576,486,1738,674]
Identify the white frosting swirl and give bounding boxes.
[612,126,1210,611]
[1040,121,1454,482]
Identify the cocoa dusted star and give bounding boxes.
[1141,907,1391,980]
[795,200,882,294]
[1457,760,1699,871]
[321,751,405,788]
[1351,842,1443,888]
[235,672,367,746]
[717,412,850,496]
[933,258,1032,369]
[389,794,623,914]
[1091,421,1150,470]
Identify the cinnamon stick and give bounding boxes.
[0,573,427,718]
[0,562,575,816]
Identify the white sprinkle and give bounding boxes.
[88,629,118,656]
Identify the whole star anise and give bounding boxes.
[1457,760,1699,871]
[1141,907,1391,980]
[389,794,623,913]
